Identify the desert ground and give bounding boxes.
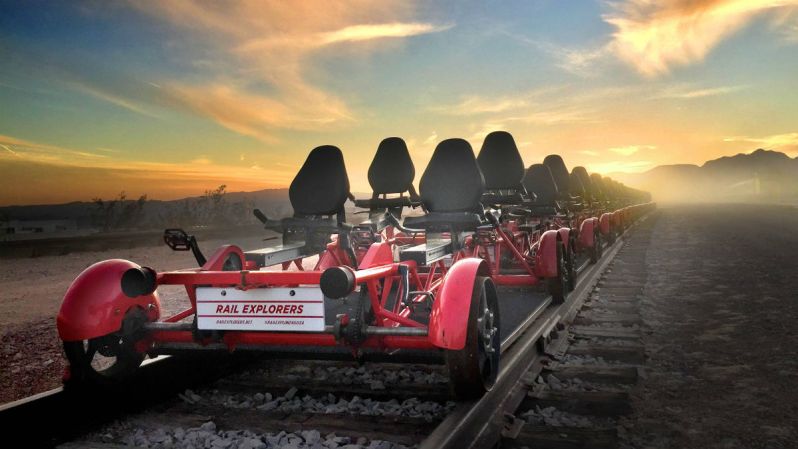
[0,232,268,404]
[1,204,797,449]
[625,204,798,448]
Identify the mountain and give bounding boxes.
[611,149,798,203]
[3,149,796,230]
[0,188,293,231]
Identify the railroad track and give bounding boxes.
[1,213,656,449]
[501,215,653,449]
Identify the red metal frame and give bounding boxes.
[57,191,654,361]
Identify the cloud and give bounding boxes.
[431,86,606,127]
[0,134,109,165]
[67,80,160,118]
[608,144,656,156]
[0,133,295,205]
[724,132,798,155]
[587,160,654,174]
[156,82,353,143]
[469,121,512,142]
[127,1,451,142]
[190,156,213,165]
[0,144,20,157]
[423,131,438,145]
[320,22,453,45]
[514,37,611,77]
[551,45,612,76]
[651,84,747,99]
[785,19,798,41]
[431,96,531,115]
[604,0,798,76]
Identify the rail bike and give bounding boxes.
[56,133,652,400]
[56,138,571,399]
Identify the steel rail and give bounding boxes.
[419,233,627,449]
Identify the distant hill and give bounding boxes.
[0,188,293,231]
[0,187,376,236]
[611,149,798,203]
[3,148,796,230]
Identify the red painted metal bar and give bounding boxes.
[164,308,195,323]
[375,307,426,328]
[493,274,538,286]
[159,271,322,286]
[148,330,436,350]
[380,276,395,312]
[494,225,536,276]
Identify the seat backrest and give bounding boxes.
[419,138,485,212]
[589,173,605,198]
[569,172,585,197]
[603,177,619,199]
[289,145,350,216]
[522,164,559,204]
[543,154,570,193]
[476,131,525,190]
[368,137,415,195]
[572,166,593,196]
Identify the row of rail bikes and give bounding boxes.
[57,131,653,399]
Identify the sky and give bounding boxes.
[1,0,797,206]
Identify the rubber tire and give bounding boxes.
[63,339,144,386]
[606,223,616,245]
[63,309,146,386]
[566,238,577,292]
[547,242,568,305]
[446,276,501,399]
[590,228,603,264]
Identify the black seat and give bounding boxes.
[477,131,532,207]
[258,145,357,259]
[355,137,420,210]
[543,154,570,194]
[403,138,486,230]
[568,172,585,210]
[477,131,525,190]
[522,164,560,215]
[289,145,351,217]
[572,166,593,198]
[590,173,606,200]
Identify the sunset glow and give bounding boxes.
[1,0,797,205]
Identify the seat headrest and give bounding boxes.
[368,137,415,195]
[420,138,485,213]
[572,167,593,194]
[477,131,525,190]
[289,145,350,216]
[522,164,559,204]
[543,154,570,193]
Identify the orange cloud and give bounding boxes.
[586,160,654,174]
[724,132,798,156]
[609,144,656,156]
[126,1,451,142]
[320,22,453,44]
[605,0,798,76]
[0,133,296,205]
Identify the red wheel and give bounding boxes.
[63,308,147,385]
[446,276,501,399]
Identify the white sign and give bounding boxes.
[196,287,326,331]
